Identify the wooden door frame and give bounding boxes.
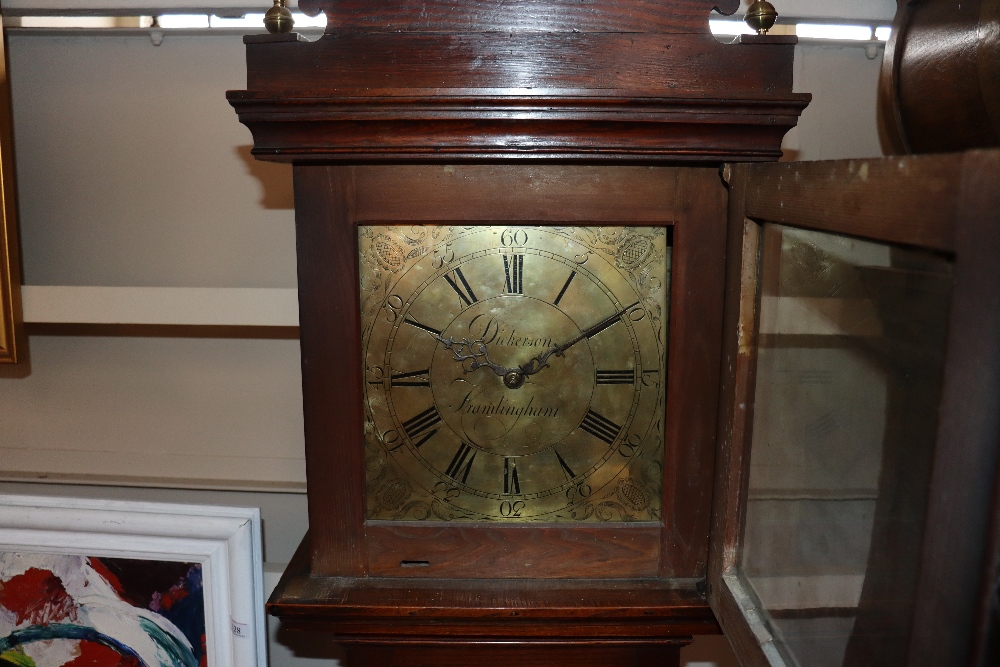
[708,151,1000,667]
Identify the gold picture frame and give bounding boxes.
[0,20,24,366]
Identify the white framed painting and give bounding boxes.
[0,495,265,667]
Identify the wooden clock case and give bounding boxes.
[228,1,812,664]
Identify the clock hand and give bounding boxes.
[519,300,640,377]
[429,333,514,378]
[427,332,530,389]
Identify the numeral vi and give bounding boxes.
[503,457,521,495]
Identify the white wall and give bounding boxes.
[12,34,296,288]
[785,43,886,162]
[0,33,306,491]
[740,0,896,22]
[0,26,889,667]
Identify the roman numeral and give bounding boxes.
[391,369,430,387]
[401,406,441,448]
[580,409,622,446]
[553,270,576,306]
[596,369,636,385]
[503,255,524,295]
[404,317,442,336]
[554,449,576,481]
[443,267,478,307]
[503,458,521,495]
[445,443,477,483]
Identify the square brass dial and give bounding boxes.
[361,225,670,522]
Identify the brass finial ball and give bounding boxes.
[264,0,294,33]
[745,0,778,35]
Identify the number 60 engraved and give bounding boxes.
[500,229,528,247]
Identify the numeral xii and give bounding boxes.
[503,255,524,295]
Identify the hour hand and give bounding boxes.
[429,333,512,377]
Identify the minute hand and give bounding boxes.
[519,301,640,377]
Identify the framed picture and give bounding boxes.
[0,21,25,366]
[0,495,265,667]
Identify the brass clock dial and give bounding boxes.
[361,225,669,522]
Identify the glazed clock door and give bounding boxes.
[709,151,1000,667]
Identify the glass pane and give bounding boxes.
[741,225,954,667]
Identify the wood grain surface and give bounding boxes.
[742,155,960,253]
[293,166,368,576]
[706,164,768,666]
[351,164,679,223]
[298,0,740,33]
[294,164,728,581]
[907,150,1000,667]
[660,167,727,578]
[880,0,1000,153]
[366,523,660,578]
[230,2,807,163]
[270,534,718,637]
[242,33,792,93]
[707,164,759,585]
[230,89,806,163]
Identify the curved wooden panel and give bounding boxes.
[880,0,1000,153]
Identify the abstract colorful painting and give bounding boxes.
[0,552,206,667]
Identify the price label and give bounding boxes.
[231,619,250,640]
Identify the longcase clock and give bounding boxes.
[229,1,810,665]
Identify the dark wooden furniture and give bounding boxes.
[230,2,1000,666]
[231,0,807,164]
[229,2,807,664]
[880,0,1000,153]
